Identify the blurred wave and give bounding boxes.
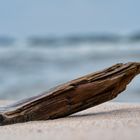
[0,33,140,102]
[0,32,140,47]
[27,32,140,47]
[28,34,121,47]
[0,36,15,46]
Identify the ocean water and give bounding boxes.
[0,38,140,102]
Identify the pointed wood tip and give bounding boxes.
[0,114,5,126]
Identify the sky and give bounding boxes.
[0,0,140,38]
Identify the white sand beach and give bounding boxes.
[0,101,140,140]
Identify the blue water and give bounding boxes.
[0,39,140,102]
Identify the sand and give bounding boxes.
[0,101,140,140]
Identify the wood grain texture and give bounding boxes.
[0,62,140,125]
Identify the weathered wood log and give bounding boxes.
[0,62,140,125]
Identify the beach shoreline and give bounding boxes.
[0,101,140,140]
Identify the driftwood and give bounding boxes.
[0,62,140,125]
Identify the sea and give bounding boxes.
[0,34,140,102]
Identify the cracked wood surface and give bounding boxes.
[0,62,140,125]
